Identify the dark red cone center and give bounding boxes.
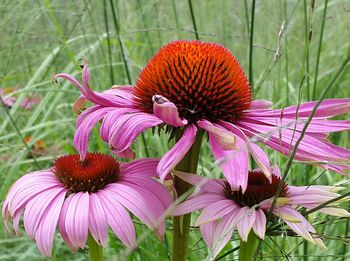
[134,40,252,123]
[224,170,288,207]
[53,153,119,193]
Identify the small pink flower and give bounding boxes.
[54,41,350,191]
[171,169,350,258]
[2,153,172,257]
[0,87,40,109]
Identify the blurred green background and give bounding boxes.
[0,0,349,260]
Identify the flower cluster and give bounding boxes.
[3,40,350,259]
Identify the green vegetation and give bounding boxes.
[0,0,349,260]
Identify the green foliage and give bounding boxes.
[0,0,349,260]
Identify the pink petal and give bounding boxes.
[100,108,135,142]
[248,100,273,110]
[35,189,66,257]
[238,122,349,164]
[152,95,187,126]
[198,120,236,150]
[58,195,76,251]
[74,106,114,159]
[157,125,197,180]
[59,192,89,250]
[97,190,136,248]
[209,133,249,192]
[23,187,66,240]
[200,221,216,248]
[220,121,272,179]
[88,193,108,247]
[195,200,238,226]
[171,193,226,216]
[273,206,314,243]
[121,178,172,211]
[174,171,225,192]
[210,209,239,258]
[235,207,256,241]
[252,209,266,239]
[245,98,350,119]
[54,71,115,107]
[4,171,60,217]
[108,112,162,157]
[106,183,165,233]
[120,158,159,179]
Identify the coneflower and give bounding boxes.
[54,40,350,191]
[171,169,350,259]
[2,153,172,258]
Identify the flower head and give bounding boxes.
[134,40,252,123]
[2,153,172,257]
[171,169,350,258]
[54,40,350,192]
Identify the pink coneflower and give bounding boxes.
[171,169,350,258]
[2,153,172,257]
[54,40,350,191]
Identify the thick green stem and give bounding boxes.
[172,130,204,261]
[239,232,259,261]
[88,234,103,261]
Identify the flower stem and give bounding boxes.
[88,234,103,261]
[239,232,259,261]
[172,130,204,261]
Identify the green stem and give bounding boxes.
[172,130,204,261]
[239,232,259,261]
[88,234,103,261]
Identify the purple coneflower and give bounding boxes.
[54,40,350,191]
[2,153,172,257]
[171,169,350,258]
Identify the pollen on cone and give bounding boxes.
[134,40,252,123]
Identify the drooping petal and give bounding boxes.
[235,207,256,242]
[152,95,188,126]
[248,100,273,110]
[88,193,108,247]
[252,209,266,239]
[209,132,249,192]
[171,193,226,216]
[106,183,166,234]
[195,200,238,226]
[198,120,236,150]
[59,192,89,250]
[220,121,271,179]
[35,189,66,257]
[200,221,216,249]
[74,107,115,159]
[54,71,114,107]
[108,112,162,157]
[4,171,61,218]
[121,178,172,212]
[244,98,350,119]
[120,158,159,179]
[157,125,197,180]
[273,206,315,243]
[100,108,136,142]
[23,187,66,240]
[238,122,350,168]
[174,171,225,192]
[209,209,240,258]
[97,190,136,248]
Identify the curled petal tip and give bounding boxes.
[51,74,58,85]
[152,95,188,127]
